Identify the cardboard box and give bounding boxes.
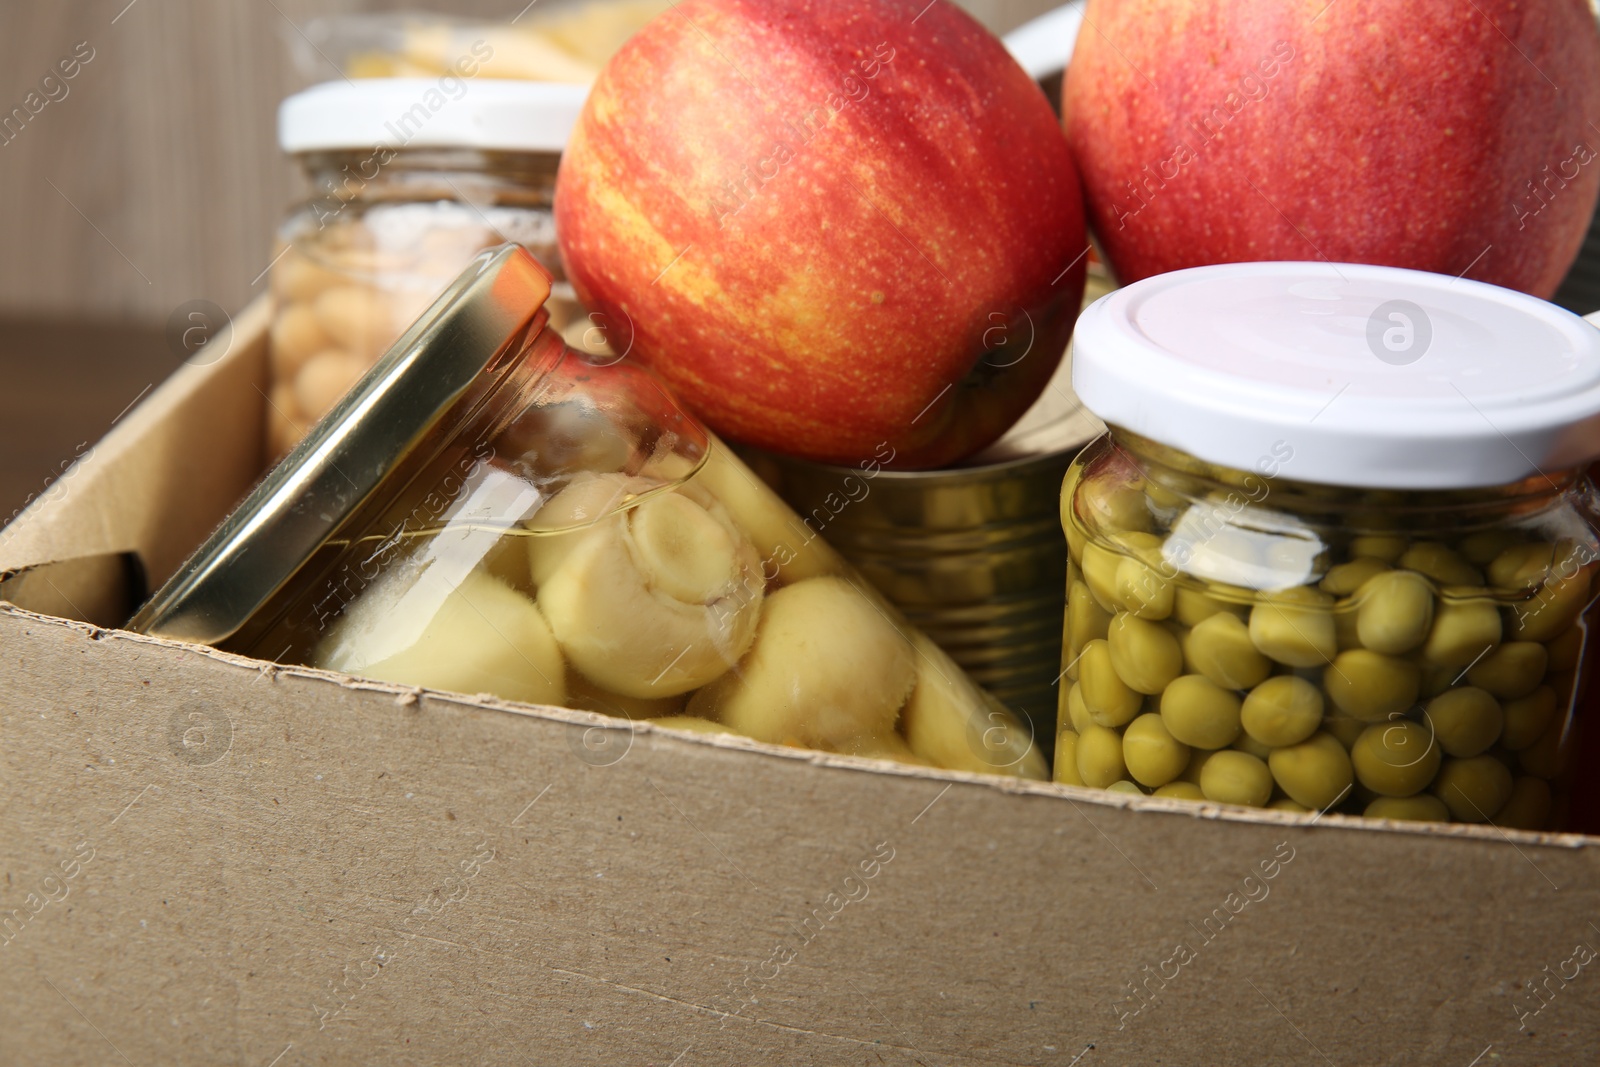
[2,304,1598,1065]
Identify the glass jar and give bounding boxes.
[267,79,602,462]
[1058,261,1600,829]
[135,246,1044,781]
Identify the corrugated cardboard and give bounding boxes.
[2,304,1598,1065]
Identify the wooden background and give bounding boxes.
[0,0,1061,327]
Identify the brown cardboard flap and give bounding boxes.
[2,604,1598,1064]
[0,297,270,588]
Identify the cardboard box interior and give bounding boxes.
[1,304,1598,1064]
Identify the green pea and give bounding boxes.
[1421,593,1501,667]
[1154,780,1205,800]
[1320,557,1390,597]
[1364,794,1449,822]
[1173,585,1245,626]
[1494,776,1553,831]
[1122,712,1191,787]
[1160,674,1243,749]
[1352,721,1441,797]
[1066,682,1094,734]
[1333,602,1363,650]
[1399,542,1483,586]
[1082,478,1153,535]
[1506,560,1595,642]
[1323,649,1421,722]
[1232,731,1273,760]
[1054,730,1085,786]
[1108,613,1184,694]
[1268,732,1353,810]
[1423,687,1503,758]
[1501,686,1557,751]
[1519,718,1567,780]
[1062,464,1086,564]
[1458,529,1522,567]
[1113,533,1175,619]
[1241,675,1324,747]
[1065,579,1113,680]
[1349,534,1408,563]
[1545,626,1583,671]
[1249,588,1337,668]
[1079,639,1142,727]
[1076,723,1128,788]
[1323,714,1369,750]
[1183,612,1271,690]
[1268,797,1310,813]
[1199,750,1273,807]
[1487,542,1554,591]
[1459,642,1539,700]
[1178,747,1219,784]
[1106,779,1146,795]
[1355,570,1435,654]
[1418,664,1458,698]
[1432,755,1513,822]
[1080,541,1122,612]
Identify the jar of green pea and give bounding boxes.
[1058,262,1600,830]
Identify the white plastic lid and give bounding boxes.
[279,78,587,154]
[1072,262,1600,489]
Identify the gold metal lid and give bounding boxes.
[130,244,554,644]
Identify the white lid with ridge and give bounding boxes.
[279,78,587,154]
[1072,261,1600,489]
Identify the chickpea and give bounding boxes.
[1108,613,1184,694]
[1320,557,1390,597]
[1494,776,1553,831]
[1160,675,1244,749]
[313,284,396,356]
[1122,713,1191,787]
[1464,641,1548,699]
[1422,687,1503,758]
[1322,714,1369,750]
[1268,797,1310,813]
[1240,675,1324,747]
[1364,794,1449,822]
[1179,747,1220,785]
[1154,781,1205,801]
[1501,686,1557,751]
[1199,750,1274,807]
[1351,721,1441,797]
[1432,755,1513,823]
[1268,732,1353,810]
[1355,570,1435,654]
[1062,466,1086,564]
[270,302,332,380]
[1076,723,1128,788]
[1399,542,1483,586]
[1081,477,1153,534]
[1249,588,1337,667]
[1054,730,1085,786]
[1421,592,1501,667]
[1349,534,1408,563]
[1079,640,1143,727]
[1183,611,1271,690]
[293,351,369,422]
[1107,780,1146,795]
[1080,541,1122,613]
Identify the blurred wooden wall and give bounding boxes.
[0,0,1061,326]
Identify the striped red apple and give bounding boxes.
[555,0,1087,469]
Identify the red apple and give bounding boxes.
[555,0,1086,469]
[1063,0,1600,297]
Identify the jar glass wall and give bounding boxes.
[1057,429,1600,829]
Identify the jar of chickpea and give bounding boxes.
[268,78,597,461]
[1058,262,1600,831]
